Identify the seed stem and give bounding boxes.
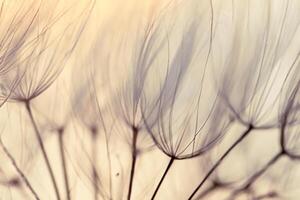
[25,101,61,200]
[188,125,253,199]
[127,126,138,200]
[151,157,175,200]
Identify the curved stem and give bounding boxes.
[58,128,71,200]
[25,101,61,200]
[0,139,40,200]
[151,157,175,200]
[188,125,253,200]
[127,127,138,200]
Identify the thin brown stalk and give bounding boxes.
[25,101,61,200]
[127,126,138,200]
[151,157,175,200]
[188,125,253,199]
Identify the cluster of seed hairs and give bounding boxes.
[0,0,300,200]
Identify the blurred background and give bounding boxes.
[0,0,300,200]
